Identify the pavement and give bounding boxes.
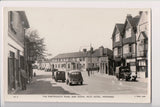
[14,69,148,95]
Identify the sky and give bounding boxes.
[24,8,148,58]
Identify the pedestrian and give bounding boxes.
[20,68,27,90]
[34,72,36,77]
[97,67,99,72]
[87,68,90,77]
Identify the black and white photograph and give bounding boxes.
[3,7,151,103]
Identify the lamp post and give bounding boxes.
[90,46,94,75]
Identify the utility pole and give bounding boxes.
[90,44,94,75]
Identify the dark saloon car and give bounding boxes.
[115,66,131,81]
[66,70,83,86]
[54,71,66,82]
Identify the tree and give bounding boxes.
[25,29,46,63]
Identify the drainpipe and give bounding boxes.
[135,33,137,76]
[121,33,124,66]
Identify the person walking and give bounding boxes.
[87,68,90,77]
[20,68,27,90]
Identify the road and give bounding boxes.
[15,69,148,95]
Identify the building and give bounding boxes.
[112,23,124,67]
[51,46,113,75]
[136,11,149,78]
[8,11,30,93]
[122,14,140,74]
[112,11,149,78]
[51,49,87,71]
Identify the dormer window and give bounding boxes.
[125,28,131,38]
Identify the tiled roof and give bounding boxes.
[92,48,113,57]
[127,15,140,27]
[52,48,113,59]
[53,51,87,59]
[112,23,124,38]
[137,31,148,41]
[116,24,124,34]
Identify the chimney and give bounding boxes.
[99,46,104,56]
[139,11,143,16]
[127,14,132,19]
[83,48,87,52]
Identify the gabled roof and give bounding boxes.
[116,24,124,34]
[112,23,124,38]
[137,32,148,41]
[92,48,113,57]
[129,15,140,27]
[124,15,140,29]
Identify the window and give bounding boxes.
[123,45,129,54]
[118,48,122,55]
[137,60,147,72]
[139,60,146,66]
[115,33,120,42]
[68,64,70,69]
[114,48,118,56]
[79,58,82,61]
[125,28,131,38]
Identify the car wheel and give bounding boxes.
[132,77,136,81]
[125,77,129,81]
[69,82,72,86]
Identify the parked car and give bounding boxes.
[130,71,137,81]
[115,66,131,81]
[54,71,66,82]
[66,70,83,86]
[52,68,58,79]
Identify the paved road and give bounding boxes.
[16,70,75,95]
[15,69,148,95]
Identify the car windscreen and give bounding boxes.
[70,72,82,79]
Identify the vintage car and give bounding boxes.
[115,66,131,81]
[66,70,83,86]
[54,71,66,82]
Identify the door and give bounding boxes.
[105,64,108,74]
[8,51,15,92]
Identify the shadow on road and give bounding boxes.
[68,84,88,86]
[15,75,76,95]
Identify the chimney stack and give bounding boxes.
[83,48,87,52]
[99,46,104,56]
[127,14,132,19]
[139,11,143,16]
